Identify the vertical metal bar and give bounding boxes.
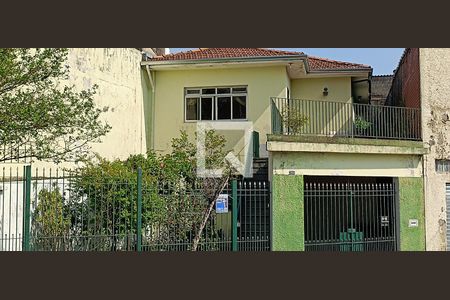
[1,167,5,251]
[253,131,260,158]
[349,185,354,251]
[232,180,238,252]
[22,165,31,251]
[136,167,143,252]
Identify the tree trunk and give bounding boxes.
[191,178,230,251]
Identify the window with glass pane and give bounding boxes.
[185,86,247,121]
[233,96,246,119]
[232,87,247,94]
[202,88,216,95]
[186,89,200,95]
[186,98,199,121]
[217,97,231,120]
[436,160,450,173]
[217,88,231,94]
[201,97,213,120]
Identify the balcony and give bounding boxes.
[271,97,422,141]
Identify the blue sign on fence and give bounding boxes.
[216,194,229,214]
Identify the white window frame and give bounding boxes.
[184,86,248,122]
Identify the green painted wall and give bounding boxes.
[272,175,304,251]
[399,177,425,251]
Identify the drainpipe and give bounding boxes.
[145,65,156,150]
[422,150,428,250]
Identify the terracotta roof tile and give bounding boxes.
[307,56,371,71]
[150,48,302,61]
[150,48,371,72]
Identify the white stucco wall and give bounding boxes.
[1,49,153,249]
[3,48,152,172]
[65,48,151,161]
[420,48,450,250]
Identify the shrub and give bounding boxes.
[32,188,71,251]
[354,116,372,131]
[31,130,229,251]
[281,106,309,134]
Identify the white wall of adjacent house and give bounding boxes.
[420,48,450,251]
[64,48,151,163]
[3,48,152,171]
[1,48,153,249]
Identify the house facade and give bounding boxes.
[389,48,450,251]
[1,48,430,251]
[143,48,427,251]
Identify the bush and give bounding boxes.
[281,106,309,134]
[354,116,372,131]
[32,188,71,251]
[32,130,229,251]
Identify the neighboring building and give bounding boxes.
[371,75,393,106]
[143,48,427,251]
[390,48,450,251]
[3,48,167,169]
[0,48,167,249]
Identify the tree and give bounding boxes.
[0,48,111,163]
[31,130,234,251]
[166,130,232,251]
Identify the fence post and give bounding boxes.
[137,167,143,252]
[253,131,260,159]
[232,180,238,252]
[22,165,31,251]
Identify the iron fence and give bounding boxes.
[0,144,34,164]
[0,167,24,251]
[304,182,398,252]
[0,166,270,252]
[141,180,270,252]
[271,97,421,141]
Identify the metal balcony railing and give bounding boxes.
[271,97,422,141]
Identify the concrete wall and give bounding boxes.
[153,66,290,159]
[291,77,352,102]
[271,163,425,251]
[399,177,426,251]
[290,77,354,136]
[271,152,423,178]
[420,48,450,250]
[272,174,304,251]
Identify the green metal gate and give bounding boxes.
[1,166,271,252]
[304,181,398,252]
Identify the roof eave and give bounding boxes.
[304,68,373,78]
[309,68,373,73]
[141,55,307,68]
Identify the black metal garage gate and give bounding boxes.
[304,178,398,252]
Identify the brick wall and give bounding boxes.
[388,48,421,108]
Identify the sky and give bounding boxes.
[170,48,404,75]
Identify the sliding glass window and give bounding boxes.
[185,86,247,121]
